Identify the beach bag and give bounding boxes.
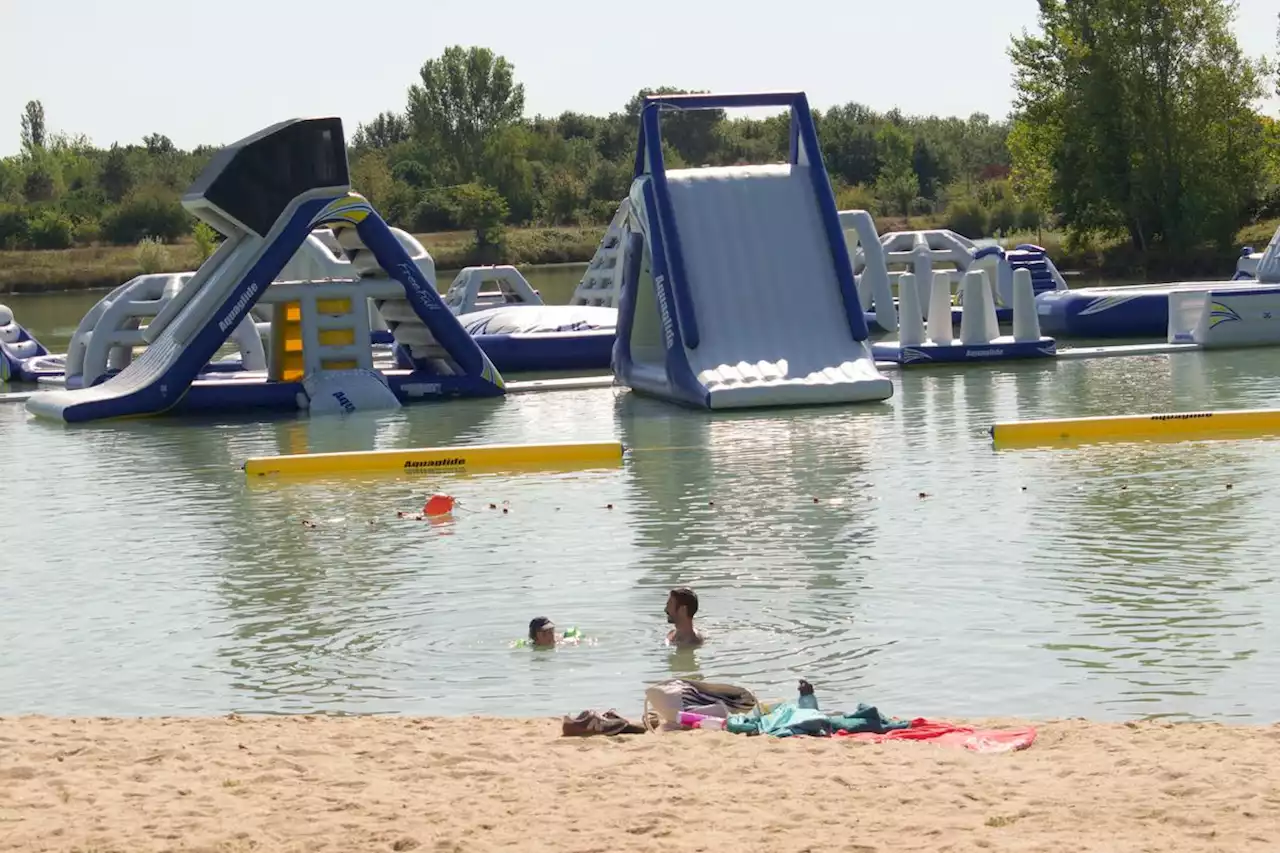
[643,679,759,732]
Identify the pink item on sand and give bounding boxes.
[835,719,1037,753]
[678,711,727,730]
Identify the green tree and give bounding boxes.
[819,104,881,186]
[99,143,134,203]
[22,164,56,202]
[625,88,725,166]
[352,112,411,150]
[452,182,509,249]
[1005,118,1054,222]
[1010,0,1266,250]
[143,133,175,156]
[20,100,45,154]
[406,46,525,179]
[873,124,919,215]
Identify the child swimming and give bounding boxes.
[513,617,584,648]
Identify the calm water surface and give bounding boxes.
[2,265,1279,722]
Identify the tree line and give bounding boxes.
[1,0,1276,265]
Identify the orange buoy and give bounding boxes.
[423,493,456,516]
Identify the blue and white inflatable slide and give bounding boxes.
[613,91,893,410]
[27,117,503,423]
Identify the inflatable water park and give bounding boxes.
[1035,234,1280,339]
[6,89,1280,428]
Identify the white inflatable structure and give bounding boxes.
[570,200,629,308]
[443,265,542,314]
[62,273,268,388]
[614,91,892,410]
[876,227,1067,311]
[31,228,432,390]
[872,268,1055,365]
[1168,284,1280,348]
[443,266,614,344]
[840,210,898,332]
[0,304,43,361]
[1234,223,1280,283]
[302,367,401,415]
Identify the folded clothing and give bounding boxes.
[727,702,912,738]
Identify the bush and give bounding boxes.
[27,209,74,249]
[411,189,460,232]
[135,236,172,273]
[1254,184,1280,221]
[192,221,220,262]
[988,199,1017,236]
[833,182,878,214]
[391,160,433,189]
[379,182,422,230]
[585,198,622,224]
[0,203,29,250]
[944,198,988,238]
[909,196,935,217]
[452,183,509,249]
[1016,201,1044,233]
[102,190,190,245]
[73,217,101,245]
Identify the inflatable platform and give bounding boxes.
[25,117,505,423]
[442,266,616,372]
[612,91,893,410]
[0,305,54,383]
[1036,223,1280,339]
[845,215,1068,334]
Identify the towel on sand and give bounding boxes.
[837,719,1038,753]
[725,681,1037,752]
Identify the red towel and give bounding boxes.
[835,718,1037,753]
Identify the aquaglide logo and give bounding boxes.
[404,457,465,470]
[219,281,260,333]
[654,274,676,349]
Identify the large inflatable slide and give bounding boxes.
[612,92,893,410]
[27,118,503,423]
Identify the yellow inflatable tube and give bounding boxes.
[244,440,625,478]
[991,408,1280,448]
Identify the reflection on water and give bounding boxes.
[5,296,1280,720]
[1025,440,1270,720]
[616,395,892,691]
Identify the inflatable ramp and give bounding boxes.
[613,92,892,410]
[27,118,502,423]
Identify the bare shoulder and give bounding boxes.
[666,629,705,647]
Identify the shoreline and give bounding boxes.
[1,714,1277,852]
[3,219,1274,296]
[0,227,605,297]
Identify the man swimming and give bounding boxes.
[665,587,704,647]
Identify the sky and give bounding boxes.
[1,0,1277,157]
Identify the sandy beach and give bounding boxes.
[1,714,1277,852]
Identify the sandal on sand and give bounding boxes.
[561,709,648,737]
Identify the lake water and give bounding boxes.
[2,265,1280,723]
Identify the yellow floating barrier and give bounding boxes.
[991,407,1280,449]
[243,440,625,478]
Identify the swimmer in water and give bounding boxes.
[665,587,704,647]
[528,617,559,648]
[525,617,584,648]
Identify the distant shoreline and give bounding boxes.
[2,219,1273,296]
